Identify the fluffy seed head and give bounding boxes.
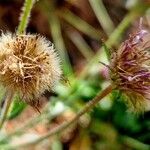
[0,33,62,105]
[110,29,150,112]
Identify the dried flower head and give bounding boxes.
[110,29,150,112]
[0,32,62,106]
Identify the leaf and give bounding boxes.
[8,95,26,120]
[102,42,111,60]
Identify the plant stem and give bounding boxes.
[40,0,73,76]
[0,101,65,142]
[89,0,114,35]
[59,9,102,40]
[67,31,94,60]
[121,136,150,150]
[8,85,112,148]
[0,90,14,130]
[17,0,35,34]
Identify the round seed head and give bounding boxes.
[0,32,62,105]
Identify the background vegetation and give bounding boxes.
[0,0,150,149]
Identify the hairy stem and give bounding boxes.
[17,0,35,34]
[8,85,112,148]
[0,90,14,130]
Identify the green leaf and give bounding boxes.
[102,42,111,60]
[8,95,26,120]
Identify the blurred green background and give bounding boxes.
[0,0,150,149]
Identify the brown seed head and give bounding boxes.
[0,33,62,105]
[110,29,150,112]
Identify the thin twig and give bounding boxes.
[6,85,112,149]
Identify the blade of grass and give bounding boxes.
[89,0,114,35]
[67,31,94,60]
[146,9,150,26]
[59,9,102,40]
[39,0,73,76]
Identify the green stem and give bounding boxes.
[0,90,14,130]
[67,31,94,60]
[89,0,114,35]
[39,0,73,76]
[59,9,102,40]
[121,136,150,150]
[17,0,35,34]
[6,85,112,148]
